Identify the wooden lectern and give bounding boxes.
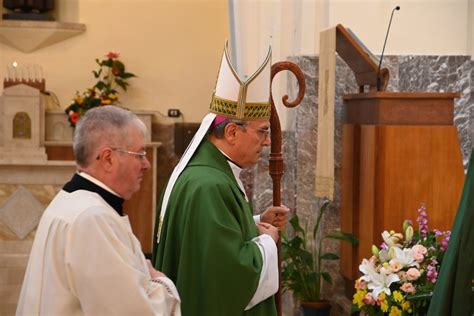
[335,25,465,295]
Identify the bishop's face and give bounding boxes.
[234,119,271,168]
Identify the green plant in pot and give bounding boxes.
[282,200,358,316]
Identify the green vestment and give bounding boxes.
[153,139,277,316]
[427,149,474,315]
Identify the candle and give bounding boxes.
[12,62,18,81]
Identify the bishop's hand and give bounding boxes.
[257,222,279,242]
[260,205,290,230]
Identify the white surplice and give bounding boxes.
[226,159,279,310]
[16,189,181,316]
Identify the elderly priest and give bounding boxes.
[17,106,181,316]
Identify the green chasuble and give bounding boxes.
[152,139,277,316]
[427,149,474,315]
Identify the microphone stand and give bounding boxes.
[377,6,400,91]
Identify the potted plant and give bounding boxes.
[64,51,136,127]
[282,200,358,316]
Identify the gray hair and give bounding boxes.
[208,118,245,139]
[73,106,146,167]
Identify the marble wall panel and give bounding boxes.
[0,184,60,241]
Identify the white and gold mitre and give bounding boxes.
[209,42,272,120]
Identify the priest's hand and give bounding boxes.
[257,222,279,242]
[146,259,166,279]
[261,205,290,230]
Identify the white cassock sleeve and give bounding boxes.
[66,207,181,316]
[245,234,279,310]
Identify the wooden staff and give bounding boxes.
[269,61,306,316]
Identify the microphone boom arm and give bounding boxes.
[377,6,400,91]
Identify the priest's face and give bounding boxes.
[235,119,271,168]
[113,125,151,200]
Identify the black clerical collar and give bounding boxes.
[225,156,243,169]
[63,173,125,216]
[216,148,243,169]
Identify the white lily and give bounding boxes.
[367,270,400,299]
[359,259,377,283]
[360,258,400,299]
[389,247,419,268]
[382,230,403,248]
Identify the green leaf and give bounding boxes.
[289,215,305,234]
[121,72,136,79]
[102,59,113,67]
[406,292,433,301]
[321,272,332,284]
[115,78,127,91]
[92,69,102,78]
[320,200,329,214]
[299,249,313,264]
[325,231,359,244]
[313,200,329,240]
[113,60,125,71]
[288,236,303,249]
[320,253,339,260]
[95,81,106,90]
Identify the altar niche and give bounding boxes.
[13,112,32,139]
[0,83,47,164]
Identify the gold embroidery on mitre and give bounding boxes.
[210,95,270,119]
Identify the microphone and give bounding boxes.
[376,5,400,91]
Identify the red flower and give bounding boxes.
[70,112,80,124]
[106,51,120,59]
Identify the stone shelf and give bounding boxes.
[0,20,86,53]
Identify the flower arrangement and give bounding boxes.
[352,205,451,316]
[65,52,136,127]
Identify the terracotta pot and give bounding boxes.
[301,300,331,316]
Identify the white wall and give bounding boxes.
[469,0,474,58]
[328,0,469,56]
[0,0,229,123]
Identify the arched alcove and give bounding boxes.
[13,112,31,139]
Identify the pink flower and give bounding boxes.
[363,293,375,305]
[412,244,427,262]
[406,267,421,281]
[106,51,120,59]
[400,282,416,294]
[355,279,368,290]
[412,244,427,255]
[417,205,429,237]
[413,253,424,262]
[389,260,403,272]
[427,265,438,283]
[441,232,451,251]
